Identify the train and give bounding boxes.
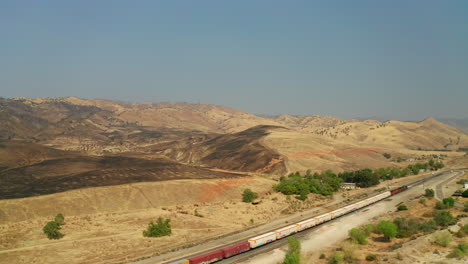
[168,185,408,264]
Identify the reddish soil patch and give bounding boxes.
[287,148,379,159]
[197,178,254,203]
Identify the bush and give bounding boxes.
[456,224,468,237]
[465,201,468,211]
[397,204,408,211]
[419,198,427,205]
[242,189,258,203]
[383,153,391,159]
[442,197,455,208]
[342,241,357,262]
[378,220,398,241]
[433,210,454,227]
[462,189,468,198]
[320,253,326,259]
[43,221,64,240]
[435,201,448,210]
[54,213,65,225]
[365,254,377,261]
[328,252,344,264]
[447,248,465,259]
[425,189,435,198]
[419,219,437,233]
[393,217,419,238]
[283,237,301,264]
[283,252,299,264]
[433,231,452,247]
[143,217,172,237]
[349,227,368,244]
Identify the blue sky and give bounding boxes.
[0,1,467,120]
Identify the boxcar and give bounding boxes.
[296,218,316,231]
[188,250,223,264]
[314,213,332,225]
[248,232,277,248]
[273,224,299,239]
[168,259,189,264]
[390,186,407,195]
[221,242,250,258]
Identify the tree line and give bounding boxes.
[273,160,444,199]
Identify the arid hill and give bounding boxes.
[0,97,467,198]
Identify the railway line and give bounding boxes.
[134,169,460,264]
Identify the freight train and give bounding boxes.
[168,185,408,264]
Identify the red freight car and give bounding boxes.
[221,242,250,258]
[390,185,408,195]
[189,250,224,264]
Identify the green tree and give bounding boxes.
[143,217,172,237]
[383,153,391,159]
[54,213,65,225]
[43,221,64,240]
[433,210,454,227]
[242,189,258,203]
[377,220,398,241]
[425,189,435,198]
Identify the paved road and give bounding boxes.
[223,170,461,264]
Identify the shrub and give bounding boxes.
[462,189,468,198]
[447,248,464,259]
[456,224,468,237]
[363,224,377,235]
[425,189,435,198]
[194,209,203,217]
[465,201,468,211]
[283,237,301,264]
[43,221,64,240]
[419,198,426,205]
[328,252,344,264]
[365,254,377,261]
[349,227,368,244]
[393,217,419,238]
[442,197,455,208]
[378,220,398,241]
[242,189,258,203]
[143,217,171,237]
[418,219,437,233]
[433,231,452,247]
[435,201,448,210]
[54,213,65,225]
[320,253,326,259]
[397,204,408,211]
[383,153,391,159]
[283,252,299,264]
[433,210,454,227]
[396,252,403,260]
[342,241,357,262]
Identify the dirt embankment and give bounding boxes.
[0,176,295,264]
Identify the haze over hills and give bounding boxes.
[1,97,467,198]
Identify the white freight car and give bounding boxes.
[273,224,299,239]
[248,232,277,248]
